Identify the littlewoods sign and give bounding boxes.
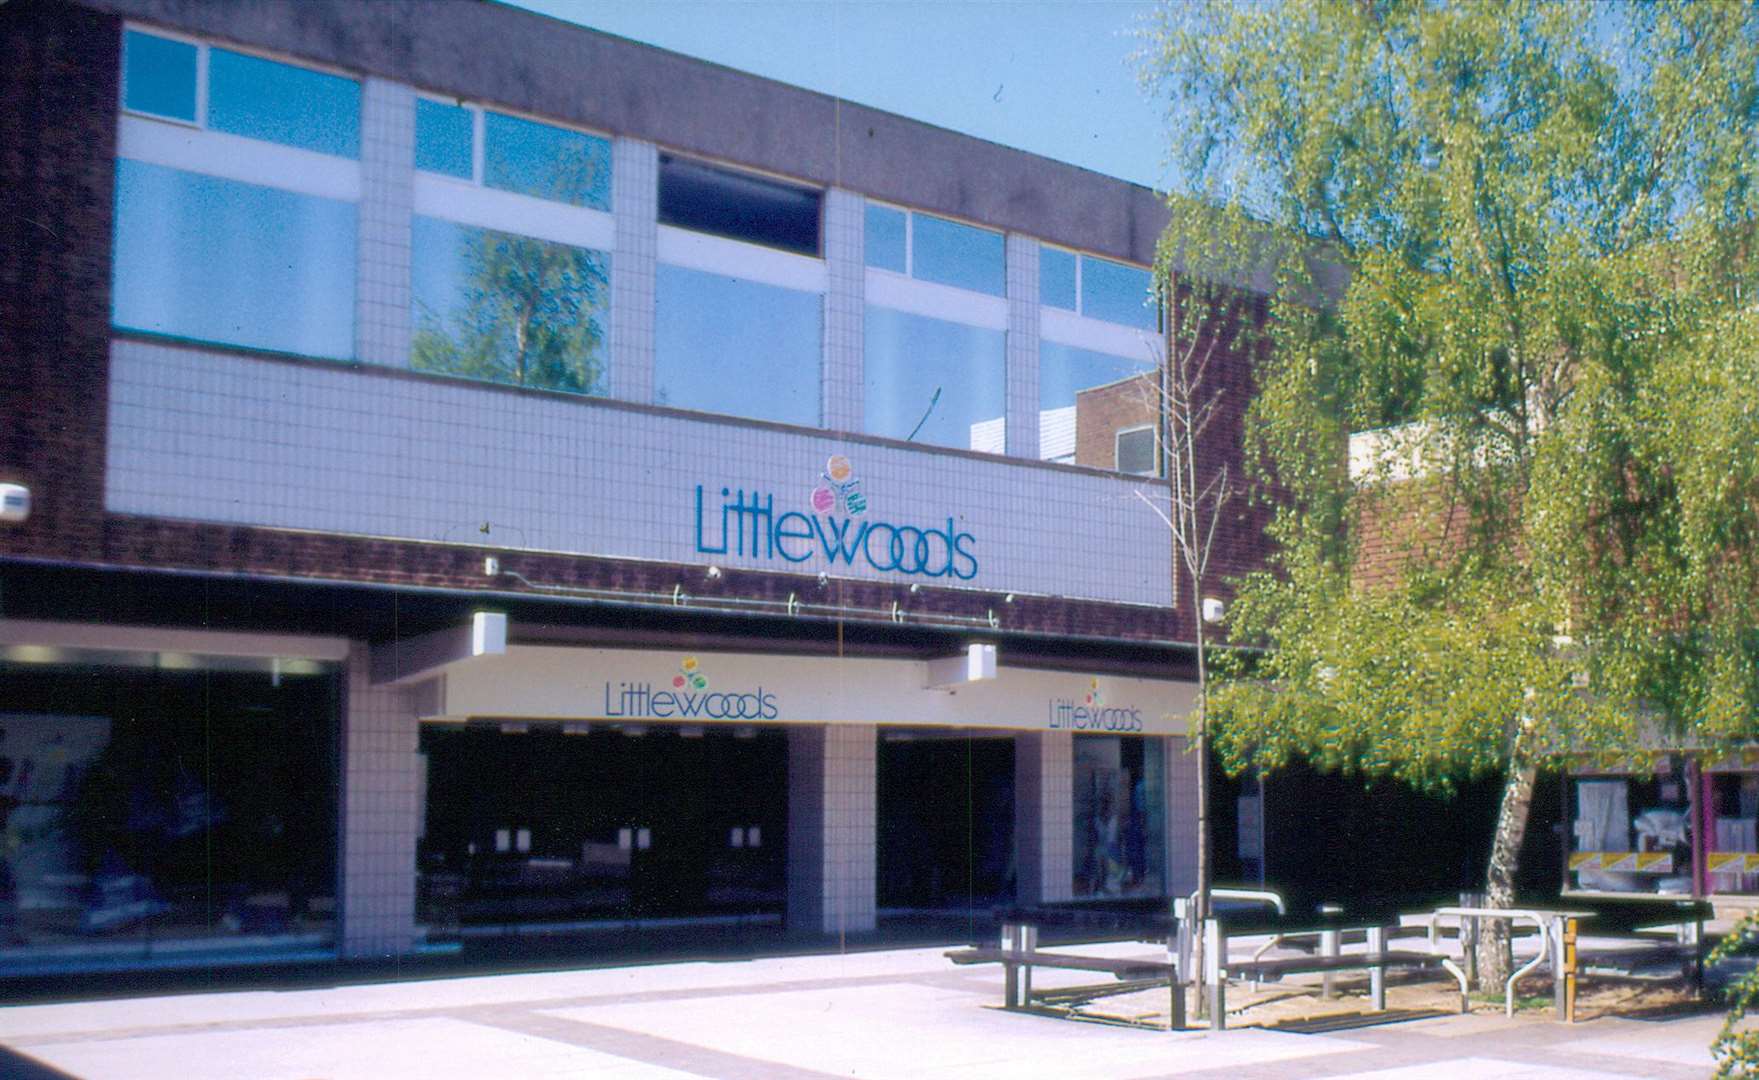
[693,485,979,580]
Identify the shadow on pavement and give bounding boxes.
[0,1046,82,1079]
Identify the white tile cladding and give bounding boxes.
[106,339,1173,605]
[421,645,1197,734]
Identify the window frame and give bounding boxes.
[865,201,1007,300]
[1114,423,1163,478]
[1041,242,1162,333]
[412,93,614,213]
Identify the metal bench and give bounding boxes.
[946,935,1184,1030]
[1207,923,1441,1029]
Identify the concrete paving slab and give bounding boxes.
[1326,1059,1655,1080]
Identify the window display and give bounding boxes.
[1072,735,1166,898]
[1568,760,1694,895]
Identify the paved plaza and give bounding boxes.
[0,942,1719,1079]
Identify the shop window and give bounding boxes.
[1709,771,1759,894]
[0,655,340,964]
[414,98,473,179]
[122,29,196,123]
[1568,763,1694,894]
[1038,340,1160,470]
[1073,734,1167,898]
[410,216,610,395]
[865,306,1005,451]
[865,205,1005,297]
[113,159,357,360]
[655,264,822,426]
[659,155,820,256]
[207,48,360,158]
[1041,244,1160,330]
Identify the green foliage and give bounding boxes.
[413,226,609,395]
[1143,0,1759,783]
[1711,910,1759,1076]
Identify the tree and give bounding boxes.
[413,226,609,394]
[1144,0,1759,993]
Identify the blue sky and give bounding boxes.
[503,0,1171,191]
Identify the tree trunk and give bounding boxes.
[1475,754,1539,991]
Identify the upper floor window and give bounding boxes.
[1041,246,1158,331]
[415,99,611,210]
[865,205,1005,297]
[122,28,360,158]
[658,155,821,256]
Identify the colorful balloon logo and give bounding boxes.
[825,455,853,484]
[810,486,835,513]
[675,656,707,690]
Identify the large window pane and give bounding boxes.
[1040,246,1077,311]
[1082,256,1157,329]
[415,99,473,179]
[411,216,609,395]
[1569,765,1694,895]
[113,159,356,359]
[1040,341,1159,469]
[123,30,196,122]
[656,265,821,426]
[865,307,1005,451]
[1073,735,1166,898]
[865,204,907,273]
[208,48,360,158]
[912,214,1004,296]
[483,110,610,209]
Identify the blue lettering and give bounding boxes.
[774,512,815,562]
[813,515,865,564]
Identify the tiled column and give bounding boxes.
[1014,731,1074,904]
[821,188,864,433]
[610,137,658,403]
[1004,234,1041,459]
[355,78,415,367]
[1164,734,1202,899]
[786,725,877,934]
[339,644,422,958]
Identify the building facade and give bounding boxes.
[0,0,1270,974]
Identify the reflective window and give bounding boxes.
[912,213,1004,296]
[865,307,1005,451]
[1082,255,1157,329]
[659,156,820,256]
[656,265,821,426]
[484,110,610,209]
[1073,735,1166,898]
[415,99,473,179]
[208,48,360,158]
[1039,341,1159,469]
[1040,246,1077,310]
[411,216,609,395]
[864,204,907,273]
[122,30,196,122]
[1115,426,1160,476]
[113,159,356,360]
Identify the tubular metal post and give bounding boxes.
[1319,904,1343,999]
[1368,925,1387,1011]
[1562,917,1578,1023]
[1205,918,1226,1030]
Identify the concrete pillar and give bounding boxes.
[822,187,865,433]
[1165,734,1201,899]
[610,136,658,403]
[1004,233,1041,459]
[355,78,415,367]
[339,643,421,958]
[1014,731,1073,904]
[786,725,876,935]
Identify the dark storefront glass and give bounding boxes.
[1072,734,1166,898]
[0,655,339,972]
[418,724,787,931]
[876,732,1014,910]
[1569,759,1694,895]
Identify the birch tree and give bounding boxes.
[1144,0,1759,991]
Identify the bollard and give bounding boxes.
[1562,918,1577,1023]
[1204,918,1226,1030]
[1318,904,1344,999]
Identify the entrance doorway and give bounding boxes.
[877,730,1015,911]
[418,723,787,929]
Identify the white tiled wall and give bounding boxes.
[1005,234,1041,460]
[106,339,1173,605]
[341,643,421,957]
[1164,734,1201,899]
[1014,731,1074,904]
[355,79,415,368]
[786,725,876,934]
[822,188,864,433]
[610,137,658,403]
